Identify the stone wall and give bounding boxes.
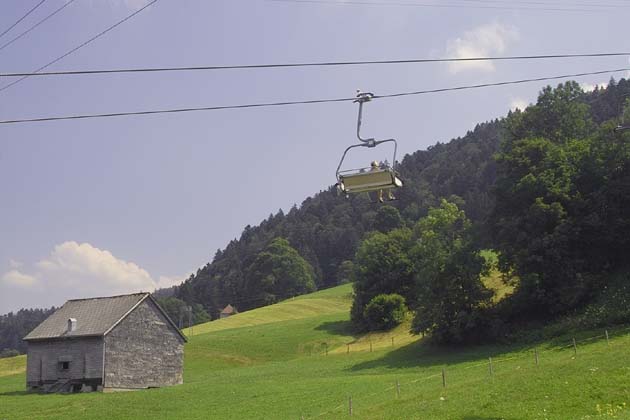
[26,337,103,387]
[103,299,184,389]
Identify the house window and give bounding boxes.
[60,361,70,370]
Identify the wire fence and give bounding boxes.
[304,325,630,419]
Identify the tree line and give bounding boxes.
[0,308,55,357]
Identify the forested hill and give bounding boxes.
[0,308,55,356]
[176,78,630,319]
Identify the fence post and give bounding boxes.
[572,338,577,357]
[370,341,373,352]
[534,348,539,366]
[605,330,610,346]
[442,368,446,388]
[325,343,328,356]
[347,344,350,354]
[488,357,494,377]
[396,379,400,398]
[349,395,353,416]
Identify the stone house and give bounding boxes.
[23,292,187,393]
[219,304,237,319]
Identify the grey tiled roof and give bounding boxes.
[24,293,148,341]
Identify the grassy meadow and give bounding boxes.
[1,283,630,419]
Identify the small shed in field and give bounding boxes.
[23,292,187,393]
[220,304,237,319]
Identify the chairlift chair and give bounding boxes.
[336,92,403,197]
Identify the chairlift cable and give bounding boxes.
[1,52,629,78]
[371,68,629,100]
[0,67,627,125]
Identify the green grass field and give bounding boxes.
[1,283,630,419]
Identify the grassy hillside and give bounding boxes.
[186,283,353,336]
[1,284,630,419]
[0,355,25,378]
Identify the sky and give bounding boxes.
[1,0,629,313]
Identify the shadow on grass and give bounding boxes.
[346,323,622,372]
[0,390,31,396]
[348,339,504,371]
[315,320,355,337]
[349,328,600,371]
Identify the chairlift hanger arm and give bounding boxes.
[336,143,364,179]
[355,92,374,143]
[335,138,398,180]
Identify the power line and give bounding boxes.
[0,0,159,94]
[268,0,612,13]
[0,0,78,54]
[0,0,49,40]
[1,52,629,78]
[437,0,630,7]
[1,67,626,125]
[461,0,630,6]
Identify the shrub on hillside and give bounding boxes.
[244,238,316,307]
[363,294,407,331]
[351,228,414,330]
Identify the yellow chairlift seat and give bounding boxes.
[338,167,403,194]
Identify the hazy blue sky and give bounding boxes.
[1,0,628,312]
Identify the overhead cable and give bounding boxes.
[455,0,630,7]
[268,0,611,13]
[0,0,49,40]
[0,0,159,94]
[1,52,629,78]
[0,67,626,125]
[0,0,78,54]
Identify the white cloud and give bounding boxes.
[0,242,191,313]
[8,259,22,269]
[35,241,155,295]
[510,98,529,112]
[445,23,519,74]
[2,270,37,288]
[581,82,608,92]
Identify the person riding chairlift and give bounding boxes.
[370,160,396,203]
